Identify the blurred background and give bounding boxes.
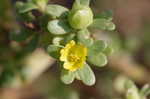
[0,0,150,99]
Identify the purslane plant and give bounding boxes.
[14,0,115,86]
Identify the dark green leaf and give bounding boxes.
[24,34,39,52]
[10,28,32,42]
[77,63,95,86]
[15,2,35,22]
[47,20,72,35]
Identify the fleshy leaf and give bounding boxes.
[77,29,93,47]
[47,20,72,35]
[103,46,114,56]
[24,34,39,52]
[47,44,61,59]
[19,2,38,13]
[61,69,75,84]
[88,52,107,67]
[61,34,76,45]
[90,18,115,31]
[76,63,95,86]
[52,37,64,45]
[76,0,90,6]
[95,10,113,21]
[88,40,107,55]
[140,84,150,97]
[10,28,32,42]
[46,4,69,18]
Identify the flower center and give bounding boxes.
[68,54,80,62]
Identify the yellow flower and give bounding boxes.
[60,40,87,72]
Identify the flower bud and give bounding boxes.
[68,6,93,29]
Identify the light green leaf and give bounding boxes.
[125,80,137,90]
[88,40,107,55]
[126,88,140,99]
[125,80,140,99]
[31,0,49,4]
[19,2,38,13]
[62,33,76,45]
[95,10,113,21]
[76,0,90,6]
[90,18,116,31]
[87,40,108,67]
[140,84,150,97]
[47,44,62,59]
[61,69,75,84]
[46,4,69,18]
[77,63,95,86]
[52,37,64,45]
[77,29,93,47]
[103,46,114,56]
[47,20,72,35]
[72,0,90,11]
[88,52,107,67]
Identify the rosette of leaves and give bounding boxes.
[15,0,115,86]
[46,0,115,86]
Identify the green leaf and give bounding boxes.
[125,80,138,90]
[47,20,72,35]
[46,4,69,18]
[72,0,90,11]
[61,33,76,45]
[77,63,95,86]
[52,37,64,45]
[77,29,93,47]
[47,44,62,59]
[61,69,75,84]
[140,84,150,97]
[24,34,39,52]
[76,0,90,6]
[103,46,114,56]
[95,10,113,21]
[31,0,49,4]
[30,0,48,12]
[126,88,140,99]
[19,2,38,13]
[88,40,107,55]
[53,34,76,46]
[10,28,32,42]
[88,52,107,67]
[90,18,116,31]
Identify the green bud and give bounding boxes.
[68,6,93,29]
